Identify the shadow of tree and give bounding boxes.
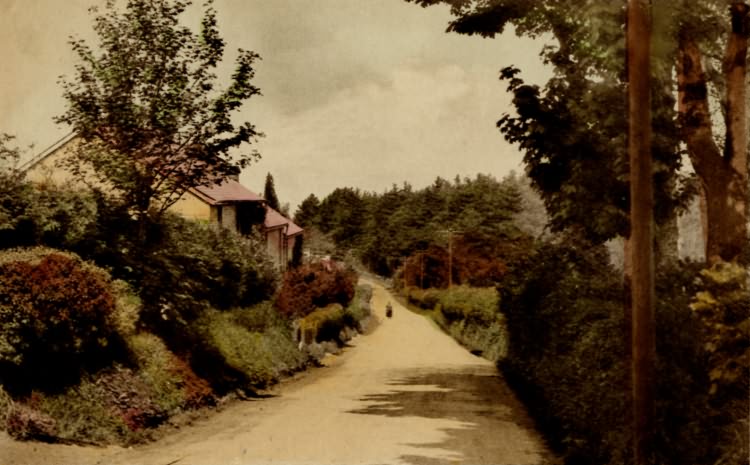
[349,366,557,465]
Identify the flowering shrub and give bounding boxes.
[275,261,357,317]
[0,248,120,387]
[5,404,57,441]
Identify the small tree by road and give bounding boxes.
[56,0,263,235]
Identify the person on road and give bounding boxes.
[385,302,393,318]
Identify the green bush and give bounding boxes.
[0,384,11,430]
[128,333,214,413]
[299,304,347,344]
[191,305,308,391]
[134,215,279,328]
[498,241,746,465]
[0,247,123,389]
[438,286,499,325]
[690,261,750,399]
[32,375,133,444]
[406,285,505,360]
[343,284,373,328]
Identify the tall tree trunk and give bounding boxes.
[677,3,749,264]
[628,1,656,463]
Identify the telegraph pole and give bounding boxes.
[448,235,453,289]
[420,251,425,289]
[628,1,655,464]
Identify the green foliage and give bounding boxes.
[311,173,526,278]
[0,248,123,390]
[290,235,304,268]
[299,305,347,344]
[32,373,136,444]
[0,384,11,431]
[690,261,750,399]
[436,286,499,326]
[79,211,280,330]
[193,306,308,389]
[275,261,357,317]
[128,333,214,413]
[293,194,321,228]
[406,285,506,360]
[498,241,745,465]
[263,172,281,211]
[56,0,263,222]
[0,137,99,251]
[0,133,31,234]
[344,284,373,327]
[316,187,368,250]
[407,0,695,246]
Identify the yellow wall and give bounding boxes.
[169,190,211,221]
[25,139,85,187]
[266,228,285,266]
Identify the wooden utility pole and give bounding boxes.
[420,252,425,289]
[628,1,656,464]
[448,234,453,289]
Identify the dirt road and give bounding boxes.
[1,279,553,465]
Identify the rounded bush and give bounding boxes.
[0,247,119,387]
[275,261,357,317]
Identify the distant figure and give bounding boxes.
[385,302,393,318]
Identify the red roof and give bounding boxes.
[264,206,303,237]
[191,179,263,205]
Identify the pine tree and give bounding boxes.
[263,172,281,211]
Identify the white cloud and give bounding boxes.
[241,63,526,210]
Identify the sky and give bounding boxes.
[0,0,552,211]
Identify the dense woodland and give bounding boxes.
[295,173,542,285]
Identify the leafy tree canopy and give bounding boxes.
[293,193,321,228]
[310,173,526,277]
[406,0,745,248]
[56,0,263,225]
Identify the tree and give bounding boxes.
[294,193,321,228]
[677,2,749,262]
[263,172,281,211]
[0,134,29,234]
[290,235,304,268]
[407,0,748,263]
[56,0,262,236]
[316,187,368,249]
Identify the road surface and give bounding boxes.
[1,278,553,465]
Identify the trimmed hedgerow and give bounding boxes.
[405,285,505,360]
[191,305,309,390]
[297,284,373,345]
[275,261,357,317]
[0,247,123,390]
[497,241,747,465]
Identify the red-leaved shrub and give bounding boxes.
[0,248,120,387]
[275,261,356,317]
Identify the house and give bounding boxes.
[20,134,302,269]
[263,206,304,266]
[172,180,303,267]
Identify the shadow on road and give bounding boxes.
[349,366,553,465]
